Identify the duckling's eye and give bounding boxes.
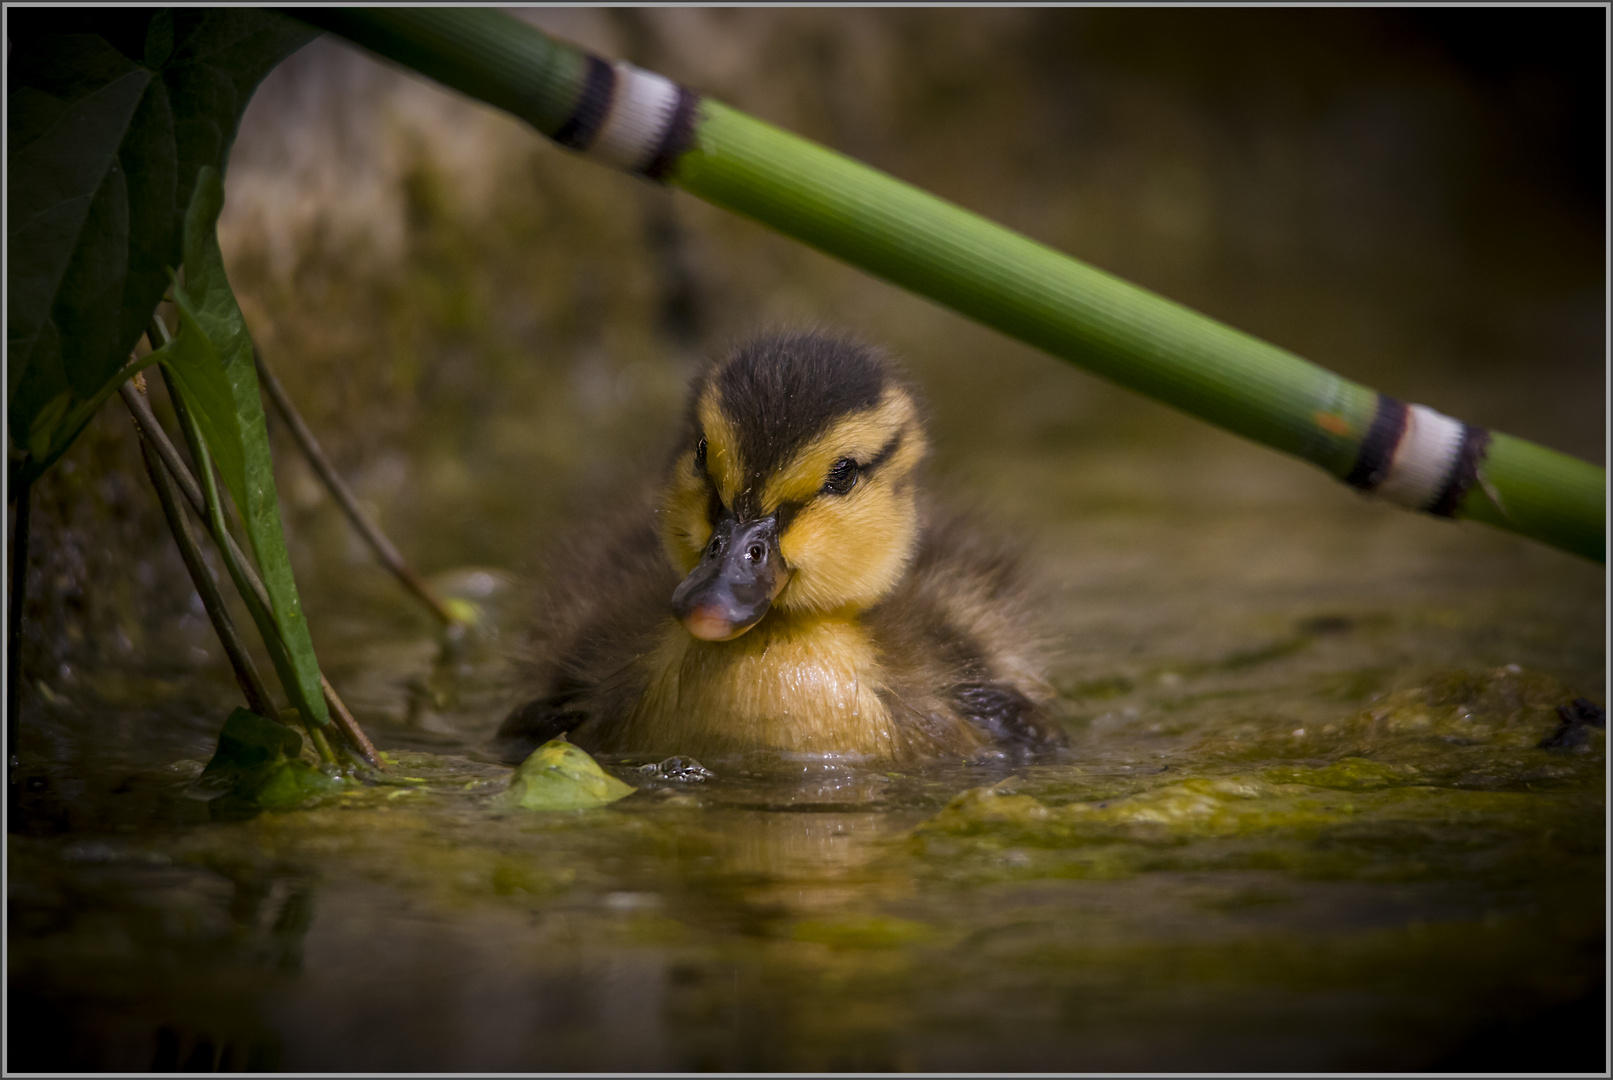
[821,457,859,496]
[694,437,707,473]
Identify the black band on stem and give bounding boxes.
[1345,394,1408,491]
[552,54,616,151]
[642,85,701,182]
[1427,425,1491,517]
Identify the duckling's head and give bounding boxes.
[659,332,928,641]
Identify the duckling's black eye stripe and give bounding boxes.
[861,431,904,478]
[774,500,803,533]
[552,56,615,151]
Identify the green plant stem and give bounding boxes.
[166,367,334,763]
[126,381,279,720]
[123,356,379,766]
[683,100,1378,473]
[306,721,335,765]
[254,346,457,627]
[293,7,1605,563]
[1446,432,1605,567]
[674,103,1607,561]
[283,7,585,134]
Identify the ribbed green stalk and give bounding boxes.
[285,8,587,136]
[676,102,1382,477]
[289,8,1605,564]
[1457,435,1604,562]
[672,104,1605,560]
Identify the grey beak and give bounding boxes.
[671,511,788,641]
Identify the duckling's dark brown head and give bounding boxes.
[660,332,929,640]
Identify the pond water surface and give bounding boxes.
[11,432,1605,1070]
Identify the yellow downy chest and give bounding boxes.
[600,612,900,760]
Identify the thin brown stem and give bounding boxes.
[121,366,381,768]
[255,346,457,627]
[131,386,279,720]
[158,365,338,762]
[317,671,379,767]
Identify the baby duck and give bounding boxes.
[493,331,1066,766]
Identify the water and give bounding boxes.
[12,460,1603,1070]
[9,9,1604,1072]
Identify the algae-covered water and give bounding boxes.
[9,9,1606,1073]
[12,506,1604,1071]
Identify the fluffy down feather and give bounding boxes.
[491,332,1066,766]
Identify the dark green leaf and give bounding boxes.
[6,8,316,479]
[198,706,303,783]
[193,707,341,816]
[157,167,330,726]
[251,759,344,811]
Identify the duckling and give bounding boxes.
[492,331,1066,766]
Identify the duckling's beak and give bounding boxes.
[672,512,790,641]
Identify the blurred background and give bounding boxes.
[16,4,1605,766]
[11,9,1607,1072]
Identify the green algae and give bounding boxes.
[1263,756,1425,790]
[909,668,1604,900]
[791,914,936,950]
[11,662,1604,1069]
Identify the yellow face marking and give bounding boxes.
[772,389,928,613]
[659,446,712,575]
[663,383,927,612]
[761,390,918,511]
[697,388,743,506]
[660,383,747,575]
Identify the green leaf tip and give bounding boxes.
[497,738,637,811]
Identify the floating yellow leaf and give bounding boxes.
[497,738,636,811]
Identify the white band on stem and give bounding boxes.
[589,63,681,173]
[1374,404,1465,511]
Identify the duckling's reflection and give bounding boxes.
[640,765,928,923]
[644,790,930,1072]
[720,810,889,880]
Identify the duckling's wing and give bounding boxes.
[495,508,679,762]
[489,689,590,764]
[950,680,1062,759]
[870,500,1067,757]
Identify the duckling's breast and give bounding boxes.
[594,612,904,761]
